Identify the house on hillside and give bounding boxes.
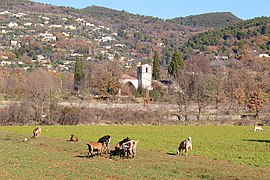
[259,53,270,58]
[8,22,18,28]
[39,32,56,42]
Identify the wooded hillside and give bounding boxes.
[168,12,241,28]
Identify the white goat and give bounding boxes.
[120,140,138,158]
[254,125,263,132]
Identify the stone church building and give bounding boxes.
[120,63,152,95]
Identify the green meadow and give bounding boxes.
[0,125,269,179]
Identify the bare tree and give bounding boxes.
[176,71,190,121]
[211,63,227,110]
[23,69,58,124]
[186,58,213,121]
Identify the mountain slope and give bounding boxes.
[181,16,270,59]
[0,0,245,71]
[168,12,242,28]
[79,5,204,51]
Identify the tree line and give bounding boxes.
[0,44,270,125]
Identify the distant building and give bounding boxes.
[214,55,229,60]
[24,22,32,26]
[137,63,152,90]
[259,54,270,58]
[99,36,115,42]
[8,22,18,28]
[39,32,56,42]
[1,61,11,66]
[120,63,153,95]
[11,40,18,47]
[120,74,138,95]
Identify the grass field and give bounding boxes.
[0,125,269,179]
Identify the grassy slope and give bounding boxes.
[0,126,269,179]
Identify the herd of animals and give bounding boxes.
[28,124,264,158]
[31,127,140,158]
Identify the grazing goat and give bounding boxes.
[98,135,111,154]
[86,142,105,157]
[254,125,263,132]
[32,126,41,138]
[115,137,131,151]
[113,137,131,157]
[177,137,192,156]
[69,134,79,142]
[120,140,139,158]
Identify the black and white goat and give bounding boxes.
[98,135,111,154]
[177,137,192,156]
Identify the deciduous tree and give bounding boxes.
[91,61,122,97]
[23,69,58,124]
[247,88,267,118]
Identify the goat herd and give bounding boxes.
[29,126,193,159]
[86,136,139,158]
[29,124,264,159]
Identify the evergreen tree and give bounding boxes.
[168,48,185,77]
[162,49,171,66]
[74,58,85,92]
[152,51,161,80]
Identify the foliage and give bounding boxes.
[149,88,167,102]
[168,12,241,28]
[152,51,161,80]
[90,61,122,96]
[247,88,267,115]
[181,17,270,58]
[168,48,185,77]
[74,59,85,92]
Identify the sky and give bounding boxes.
[31,0,270,20]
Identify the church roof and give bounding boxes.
[121,74,137,80]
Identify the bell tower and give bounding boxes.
[137,63,152,90]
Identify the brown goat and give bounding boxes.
[32,126,41,138]
[86,142,105,157]
[177,137,192,156]
[69,134,79,142]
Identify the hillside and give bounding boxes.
[0,0,244,73]
[180,16,270,60]
[0,1,207,72]
[80,5,143,25]
[79,6,204,54]
[168,12,242,28]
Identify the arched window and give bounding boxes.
[145,67,148,73]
